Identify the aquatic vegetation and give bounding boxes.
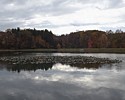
[0,55,121,65]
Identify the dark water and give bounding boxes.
[0,53,125,100]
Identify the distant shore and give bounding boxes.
[0,48,125,53]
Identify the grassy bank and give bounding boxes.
[0,48,125,53]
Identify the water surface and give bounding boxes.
[0,53,125,100]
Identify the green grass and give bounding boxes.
[0,48,125,53]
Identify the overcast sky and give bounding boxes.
[0,0,125,35]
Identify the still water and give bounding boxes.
[0,53,125,100]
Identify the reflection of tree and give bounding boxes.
[2,62,103,72]
[6,63,53,73]
[70,63,123,71]
[70,63,102,69]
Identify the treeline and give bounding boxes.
[58,29,125,48]
[0,28,125,49]
[0,28,57,49]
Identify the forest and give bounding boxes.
[0,28,125,49]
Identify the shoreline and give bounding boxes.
[0,48,125,53]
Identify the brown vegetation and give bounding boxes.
[0,28,125,49]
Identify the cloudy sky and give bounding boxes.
[0,0,125,35]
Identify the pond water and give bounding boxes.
[0,53,125,100]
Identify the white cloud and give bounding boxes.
[0,0,125,34]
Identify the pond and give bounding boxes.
[0,53,125,100]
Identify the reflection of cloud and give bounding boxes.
[14,63,124,91]
[52,63,96,72]
[52,63,77,72]
[0,75,125,100]
[1,62,125,99]
[1,53,125,99]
